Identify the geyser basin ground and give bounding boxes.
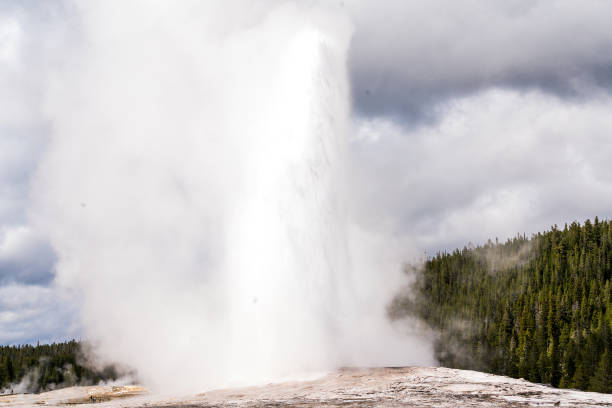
[4,367,612,407]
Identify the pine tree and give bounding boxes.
[390,218,612,393]
[589,350,611,392]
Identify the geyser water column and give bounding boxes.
[225,25,352,382]
[33,1,353,391]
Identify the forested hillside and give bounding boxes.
[390,218,612,393]
[0,340,122,393]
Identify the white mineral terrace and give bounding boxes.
[1,367,612,407]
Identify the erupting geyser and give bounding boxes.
[32,0,430,392]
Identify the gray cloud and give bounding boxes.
[0,283,78,344]
[347,0,612,124]
[0,226,56,285]
[349,89,612,252]
[0,1,70,343]
[0,1,62,226]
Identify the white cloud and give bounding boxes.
[0,283,77,344]
[350,88,612,251]
[0,225,55,285]
[0,2,71,344]
[0,15,22,67]
[0,4,58,225]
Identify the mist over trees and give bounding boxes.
[0,340,123,393]
[4,219,612,394]
[391,218,612,393]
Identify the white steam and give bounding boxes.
[32,0,430,392]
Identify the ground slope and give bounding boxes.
[2,367,612,407]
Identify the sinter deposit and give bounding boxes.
[3,367,612,407]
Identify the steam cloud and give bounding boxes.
[31,0,431,392]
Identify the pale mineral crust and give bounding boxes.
[3,367,612,407]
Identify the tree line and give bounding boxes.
[0,340,121,393]
[390,218,612,393]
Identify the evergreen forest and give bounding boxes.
[4,219,612,394]
[0,340,121,393]
[390,218,612,393]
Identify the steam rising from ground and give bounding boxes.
[32,1,430,392]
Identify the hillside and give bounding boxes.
[390,218,612,392]
[3,367,612,407]
[0,340,123,393]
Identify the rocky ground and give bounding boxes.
[2,367,611,407]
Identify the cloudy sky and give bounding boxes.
[2,0,612,344]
